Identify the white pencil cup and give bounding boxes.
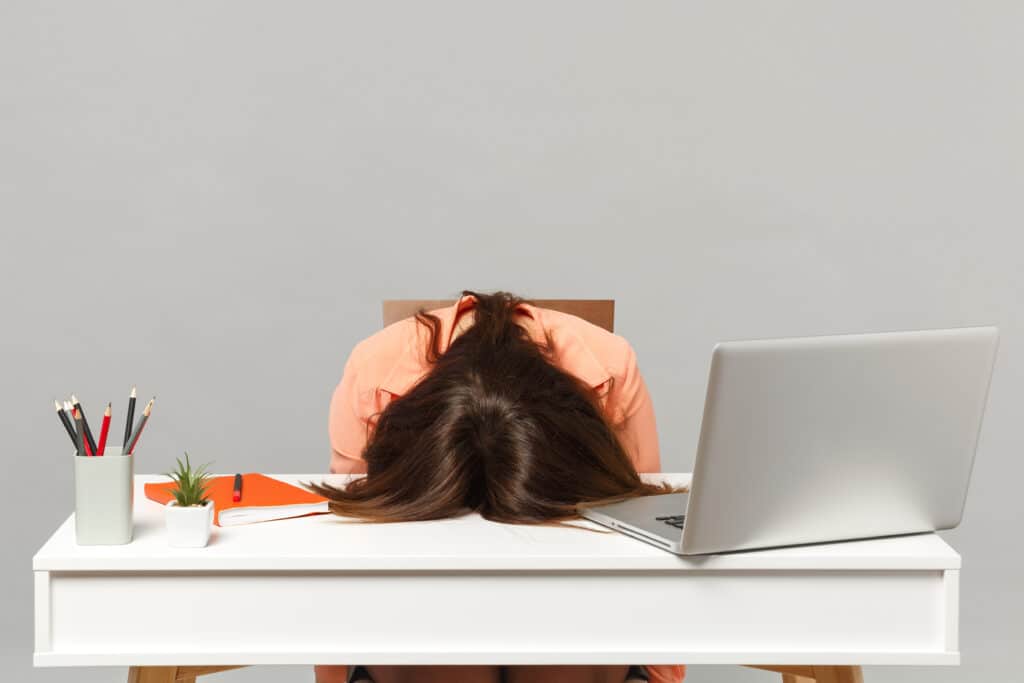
[73,447,134,545]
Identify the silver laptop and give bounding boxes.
[580,326,999,555]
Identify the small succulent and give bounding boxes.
[164,452,212,507]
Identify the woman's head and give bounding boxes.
[307,290,680,524]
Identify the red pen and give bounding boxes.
[232,473,243,502]
[96,403,111,455]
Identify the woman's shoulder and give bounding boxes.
[340,304,640,398]
[535,306,638,383]
[343,316,421,387]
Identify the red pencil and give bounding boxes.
[97,403,111,455]
[71,405,94,456]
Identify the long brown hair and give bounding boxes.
[306,290,682,525]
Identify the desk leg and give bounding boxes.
[747,665,864,683]
[808,667,864,683]
[127,667,177,683]
[127,666,246,683]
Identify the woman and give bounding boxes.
[312,291,686,683]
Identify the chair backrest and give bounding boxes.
[382,299,615,332]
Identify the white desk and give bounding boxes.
[34,474,960,683]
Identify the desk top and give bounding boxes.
[33,474,960,572]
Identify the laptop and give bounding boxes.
[579,326,999,555]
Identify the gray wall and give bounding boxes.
[2,2,1020,681]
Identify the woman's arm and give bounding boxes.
[608,343,662,473]
[330,448,368,475]
[328,348,371,474]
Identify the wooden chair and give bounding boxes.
[382,298,616,332]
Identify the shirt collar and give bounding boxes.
[379,294,611,395]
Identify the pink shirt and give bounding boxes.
[328,294,662,476]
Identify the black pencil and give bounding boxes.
[123,385,136,451]
[125,397,154,455]
[73,408,86,457]
[54,399,77,447]
[71,394,98,455]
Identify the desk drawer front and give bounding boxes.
[35,569,957,666]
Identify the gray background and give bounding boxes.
[2,1,1020,681]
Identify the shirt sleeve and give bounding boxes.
[609,342,662,473]
[328,349,371,475]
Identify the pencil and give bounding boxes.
[63,400,76,437]
[123,386,136,452]
[125,397,154,455]
[97,403,111,455]
[70,403,93,456]
[71,394,98,456]
[54,399,77,448]
[73,408,86,457]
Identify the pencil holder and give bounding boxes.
[73,447,134,545]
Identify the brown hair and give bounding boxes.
[306,290,682,525]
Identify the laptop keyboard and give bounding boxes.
[656,514,686,529]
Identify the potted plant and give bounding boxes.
[163,452,214,548]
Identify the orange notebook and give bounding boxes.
[145,473,330,526]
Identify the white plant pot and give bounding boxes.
[165,500,214,547]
